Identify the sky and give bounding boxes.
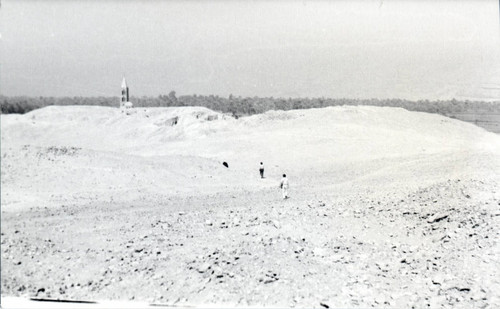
[1,0,500,101]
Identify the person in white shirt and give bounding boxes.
[280,174,289,199]
[259,162,265,178]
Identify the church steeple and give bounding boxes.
[120,77,129,108]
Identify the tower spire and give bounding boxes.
[120,77,129,108]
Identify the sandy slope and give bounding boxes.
[1,105,500,308]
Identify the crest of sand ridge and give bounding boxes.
[3,105,498,152]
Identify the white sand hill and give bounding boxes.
[1,105,499,308]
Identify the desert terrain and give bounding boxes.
[1,105,500,308]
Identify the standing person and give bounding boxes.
[259,162,265,179]
[280,174,289,199]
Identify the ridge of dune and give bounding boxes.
[2,105,498,154]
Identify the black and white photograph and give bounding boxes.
[1,0,499,308]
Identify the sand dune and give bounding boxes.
[1,106,499,307]
[2,105,498,210]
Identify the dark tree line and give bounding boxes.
[1,93,499,117]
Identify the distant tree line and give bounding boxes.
[1,92,499,117]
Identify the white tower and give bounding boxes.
[120,77,129,108]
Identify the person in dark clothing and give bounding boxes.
[259,162,265,178]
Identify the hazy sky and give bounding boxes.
[1,0,499,100]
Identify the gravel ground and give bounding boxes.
[2,176,499,308]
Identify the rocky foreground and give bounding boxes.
[2,176,499,308]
